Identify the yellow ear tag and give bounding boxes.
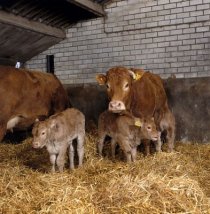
[135,118,142,127]
[135,73,142,81]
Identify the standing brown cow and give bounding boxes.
[96,66,175,152]
[0,66,70,142]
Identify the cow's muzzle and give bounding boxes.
[109,100,126,113]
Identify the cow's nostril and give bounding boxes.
[117,102,121,107]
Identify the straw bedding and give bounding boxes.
[0,128,210,214]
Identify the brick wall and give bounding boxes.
[26,0,210,84]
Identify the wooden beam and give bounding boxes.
[0,10,66,39]
[67,0,105,16]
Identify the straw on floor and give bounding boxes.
[0,129,210,214]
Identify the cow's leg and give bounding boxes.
[49,154,56,173]
[77,134,85,167]
[97,133,106,157]
[69,141,75,170]
[166,111,175,152]
[0,122,6,142]
[111,138,117,160]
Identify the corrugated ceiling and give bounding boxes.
[0,0,108,29]
[0,0,110,65]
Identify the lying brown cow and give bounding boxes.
[32,108,85,172]
[96,66,175,152]
[98,110,160,162]
[0,65,70,142]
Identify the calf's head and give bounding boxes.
[136,117,160,141]
[32,121,50,148]
[96,67,138,113]
[32,118,63,148]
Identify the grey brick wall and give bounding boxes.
[26,0,210,84]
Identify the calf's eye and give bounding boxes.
[41,132,45,135]
[147,126,151,130]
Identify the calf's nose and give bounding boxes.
[152,136,158,141]
[32,142,39,148]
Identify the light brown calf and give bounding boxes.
[32,108,85,172]
[98,110,160,162]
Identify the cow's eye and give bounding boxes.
[124,83,129,90]
[106,83,110,90]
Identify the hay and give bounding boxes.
[0,130,210,214]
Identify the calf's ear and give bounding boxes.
[96,74,107,85]
[50,120,59,131]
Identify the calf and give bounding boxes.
[32,108,85,172]
[98,111,160,162]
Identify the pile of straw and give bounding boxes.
[0,129,210,213]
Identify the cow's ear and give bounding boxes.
[96,74,107,85]
[128,70,136,80]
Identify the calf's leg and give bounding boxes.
[56,146,67,172]
[97,133,106,156]
[69,141,75,170]
[77,134,85,167]
[120,139,132,163]
[131,147,137,162]
[167,126,175,152]
[155,132,162,152]
[49,154,56,172]
[142,139,150,156]
[111,138,117,160]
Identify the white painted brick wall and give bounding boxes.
[26,0,210,84]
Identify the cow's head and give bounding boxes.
[96,67,141,113]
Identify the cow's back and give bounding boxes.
[0,66,69,131]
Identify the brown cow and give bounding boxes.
[96,66,175,152]
[98,110,160,162]
[32,108,85,172]
[0,65,70,142]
